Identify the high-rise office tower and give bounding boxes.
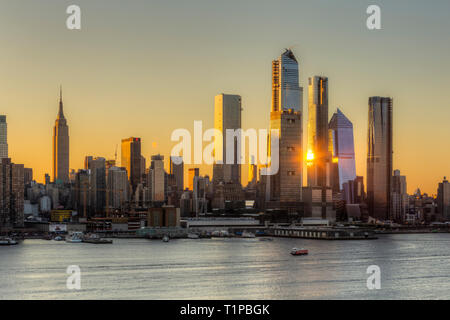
[248,155,257,187]
[307,76,331,187]
[106,166,128,210]
[170,156,184,192]
[392,169,408,222]
[0,158,24,228]
[85,156,106,215]
[52,88,69,183]
[188,168,199,191]
[367,96,393,220]
[437,177,450,220]
[150,154,166,202]
[213,94,242,184]
[328,108,357,191]
[267,49,303,204]
[121,137,142,194]
[0,116,8,160]
[271,49,303,112]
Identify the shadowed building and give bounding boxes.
[52,88,69,183]
[121,137,142,195]
[0,116,8,160]
[367,97,393,220]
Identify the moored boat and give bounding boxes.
[162,235,170,242]
[290,248,308,256]
[66,232,83,243]
[0,237,18,246]
[241,231,256,238]
[83,233,113,244]
[187,233,200,239]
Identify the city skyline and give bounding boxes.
[1,0,450,194]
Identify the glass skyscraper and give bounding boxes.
[307,76,330,187]
[367,97,393,220]
[328,108,357,191]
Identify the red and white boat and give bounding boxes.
[290,248,308,256]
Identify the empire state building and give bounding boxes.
[53,88,69,183]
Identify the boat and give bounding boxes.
[53,236,64,241]
[162,235,170,242]
[290,248,308,256]
[241,231,256,238]
[0,237,18,246]
[187,233,200,239]
[83,233,113,244]
[66,232,84,243]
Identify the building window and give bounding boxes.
[287,146,295,152]
[287,171,295,176]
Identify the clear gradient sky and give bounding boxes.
[1,0,449,194]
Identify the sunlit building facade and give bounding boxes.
[307,76,331,187]
[213,94,242,184]
[267,49,303,204]
[52,89,69,183]
[328,108,357,191]
[367,97,393,220]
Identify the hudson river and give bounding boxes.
[1,234,449,299]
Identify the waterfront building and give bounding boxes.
[307,76,331,187]
[437,177,450,220]
[213,94,242,184]
[367,97,393,220]
[121,137,142,194]
[343,176,365,204]
[328,109,357,191]
[302,186,336,222]
[52,88,70,183]
[266,49,303,206]
[0,115,8,160]
[0,158,24,229]
[391,169,408,222]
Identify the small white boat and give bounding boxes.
[187,233,200,239]
[162,235,170,242]
[53,236,63,241]
[0,237,18,246]
[241,231,256,238]
[66,232,83,243]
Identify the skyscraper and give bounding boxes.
[52,88,69,183]
[150,154,166,203]
[266,49,303,204]
[0,116,8,160]
[0,158,24,228]
[328,108,357,191]
[106,166,128,210]
[170,156,184,192]
[392,169,408,222]
[85,156,106,215]
[213,94,242,184]
[121,137,142,194]
[367,97,393,220]
[188,168,199,191]
[271,49,303,112]
[307,76,331,187]
[437,177,450,220]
